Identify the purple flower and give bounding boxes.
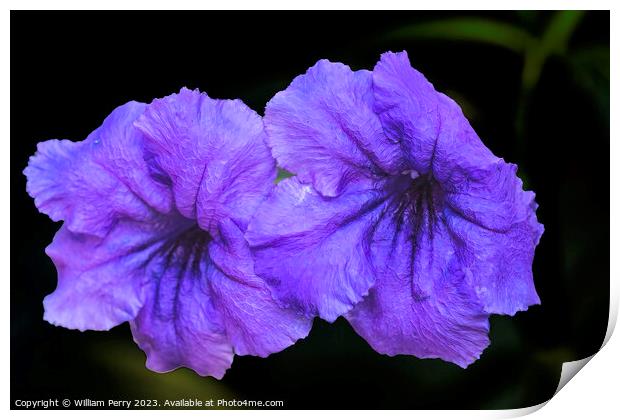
[246,51,544,367]
[24,88,312,378]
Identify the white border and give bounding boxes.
[0,1,616,10]
[3,2,617,419]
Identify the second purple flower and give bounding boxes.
[246,51,544,367]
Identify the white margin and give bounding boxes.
[3,2,617,419]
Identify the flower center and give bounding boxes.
[376,172,444,300]
[140,221,213,321]
[394,172,443,241]
[152,223,212,279]
[401,169,421,180]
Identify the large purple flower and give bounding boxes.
[246,51,544,367]
[24,88,312,378]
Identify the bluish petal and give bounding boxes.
[373,51,543,314]
[24,101,172,237]
[443,191,543,315]
[346,218,490,368]
[129,217,309,377]
[134,88,276,233]
[43,205,237,378]
[208,219,313,357]
[129,251,234,379]
[246,177,387,322]
[373,51,505,189]
[372,51,442,174]
[432,93,534,232]
[265,60,403,197]
[42,216,183,331]
[437,98,543,314]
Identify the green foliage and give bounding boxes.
[386,11,588,92]
[569,45,610,123]
[522,11,585,90]
[92,339,236,407]
[385,17,535,53]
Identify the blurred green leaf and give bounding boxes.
[571,46,610,79]
[93,340,236,406]
[534,347,576,367]
[444,89,479,122]
[515,11,585,159]
[385,12,585,93]
[515,10,541,28]
[541,10,585,55]
[522,11,585,89]
[483,385,525,409]
[489,316,523,352]
[568,46,610,122]
[385,18,535,53]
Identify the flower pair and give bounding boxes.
[25,51,543,378]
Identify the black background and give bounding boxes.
[11,11,609,409]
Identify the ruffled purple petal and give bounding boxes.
[265,60,402,197]
[246,177,388,322]
[208,218,313,357]
[134,88,276,233]
[24,101,172,237]
[128,226,235,379]
[372,51,442,174]
[443,190,543,315]
[43,223,153,331]
[129,217,311,378]
[346,219,490,368]
[372,51,543,315]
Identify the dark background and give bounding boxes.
[11,11,610,409]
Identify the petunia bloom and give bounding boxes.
[24,88,312,378]
[246,51,543,367]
